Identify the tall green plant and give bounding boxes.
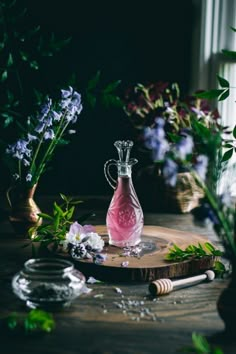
[0,0,70,129]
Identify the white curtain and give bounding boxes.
[191,0,236,195]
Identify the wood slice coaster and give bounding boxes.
[60,225,216,283]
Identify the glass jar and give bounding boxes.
[12,258,86,310]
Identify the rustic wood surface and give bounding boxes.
[67,225,216,282]
[0,195,235,354]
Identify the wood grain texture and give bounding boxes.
[0,197,235,354]
[63,225,216,282]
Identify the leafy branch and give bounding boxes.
[166,242,222,262]
[0,0,70,128]
[6,309,55,334]
[166,242,225,275]
[85,70,123,109]
[28,194,94,254]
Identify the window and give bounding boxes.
[191,0,236,195]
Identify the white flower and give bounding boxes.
[84,232,104,252]
[62,221,87,251]
[61,222,104,256]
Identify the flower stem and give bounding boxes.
[193,171,236,257]
[32,113,70,183]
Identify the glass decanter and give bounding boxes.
[104,140,144,247]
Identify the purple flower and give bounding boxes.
[35,122,46,134]
[44,115,53,127]
[6,139,31,160]
[38,98,52,121]
[27,134,38,142]
[143,118,169,161]
[61,86,73,99]
[50,110,62,121]
[163,158,178,186]
[23,159,30,166]
[175,135,194,160]
[194,155,208,181]
[83,225,96,233]
[220,192,232,208]
[151,139,169,161]
[154,117,165,127]
[44,129,55,140]
[26,173,32,182]
[191,107,205,119]
[94,253,107,265]
[71,91,82,106]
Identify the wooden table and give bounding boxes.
[0,196,235,354]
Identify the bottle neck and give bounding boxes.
[117,163,132,178]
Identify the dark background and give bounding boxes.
[2,0,195,196]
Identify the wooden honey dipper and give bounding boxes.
[149,270,215,296]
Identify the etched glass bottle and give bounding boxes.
[104,140,144,247]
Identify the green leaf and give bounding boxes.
[60,193,68,202]
[57,138,70,145]
[7,313,20,330]
[213,348,224,354]
[30,60,39,70]
[20,51,28,61]
[69,200,83,205]
[37,212,54,221]
[222,49,236,59]
[204,242,216,253]
[7,53,13,67]
[0,41,5,51]
[194,89,224,100]
[1,70,8,82]
[102,93,123,108]
[214,261,226,274]
[217,74,229,88]
[66,206,75,220]
[87,70,101,90]
[218,88,229,101]
[25,309,55,333]
[86,92,97,108]
[221,148,234,162]
[223,143,233,149]
[53,202,63,215]
[103,80,121,94]
[191,332,210,352]
[3,114,14,127]
[233,125,236,139]
[230,26,236,32]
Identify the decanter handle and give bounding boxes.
[104,159,117,190]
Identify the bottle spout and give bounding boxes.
[114,140,135,164]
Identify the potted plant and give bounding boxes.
[122,81,226,213]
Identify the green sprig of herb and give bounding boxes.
[166,242,222,262]
[6,309,55,334]
[181,332,223,354]
[28,193,94,255]
[166,242,225,275]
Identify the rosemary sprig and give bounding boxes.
[166,242,223,262]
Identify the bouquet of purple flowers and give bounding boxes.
[5,86,83,187]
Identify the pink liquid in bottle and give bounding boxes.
[105,140,144,248]
[106,176,144,247]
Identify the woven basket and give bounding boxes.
[165,172,204,213]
